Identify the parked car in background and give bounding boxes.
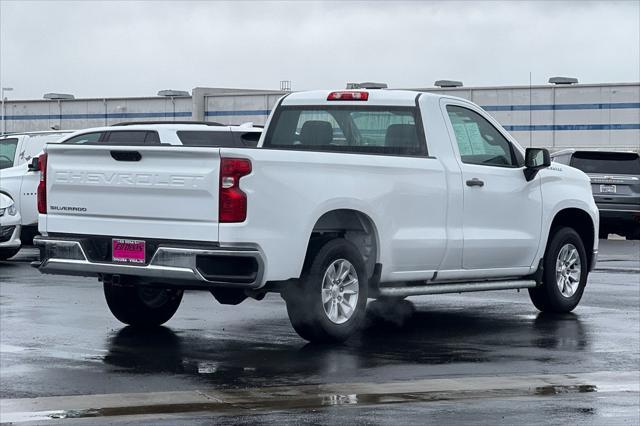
[552,149,640,240]
[34,90,598,342]
[0,131,73,245]
[0,192,21,260]
[1,122,262,256]
[58,121,263,147]
[0,131,74,170]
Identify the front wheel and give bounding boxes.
[104,281,183,327]
[529,227,588,313]
[284,239,368,343]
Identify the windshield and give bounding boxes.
[570,152,640,175]
[0,138,19,170]
[263,106,425,156]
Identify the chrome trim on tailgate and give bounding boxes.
[33,236,265,289]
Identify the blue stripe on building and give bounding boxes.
[3,111,192,120]
[504,124,640,131]
[482,102,640,111]
[205,110,271,117]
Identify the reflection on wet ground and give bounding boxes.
[101,302,589,390]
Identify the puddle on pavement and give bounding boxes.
[535,384,598,395]
[6,382,596,422]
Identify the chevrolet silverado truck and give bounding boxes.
[33,90,599,342]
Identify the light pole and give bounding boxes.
[1,87,14,135]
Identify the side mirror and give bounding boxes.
[525,148,551,169]
[27,156,40,172]
[524,148,550,181]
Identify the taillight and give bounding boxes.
[219,158,252,223]
[37,153,48,214]
[327,91,369,101]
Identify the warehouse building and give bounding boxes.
[1,80,638,150]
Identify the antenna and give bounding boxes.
[529,71,532,147]
[280,80,291,91]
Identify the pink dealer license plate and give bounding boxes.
[112,239,146,264]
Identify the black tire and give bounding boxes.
[104,281,183,327]
[284,238,368,343]
[0,247,20,261]
[529,227,588,313]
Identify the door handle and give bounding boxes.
[466,178,484,187]
[110,151,142,162]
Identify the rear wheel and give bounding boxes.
[104,281,183,327]
[284,239,368,343]
[0,247,20,261]
[529,227,588,313]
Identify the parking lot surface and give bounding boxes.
[1,239,638,424]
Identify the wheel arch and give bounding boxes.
[304,208,380,281]
[548,208,596,270]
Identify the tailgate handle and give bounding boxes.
[110,151,142,162]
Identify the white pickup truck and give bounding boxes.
[34,90,599,342]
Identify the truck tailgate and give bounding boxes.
[43,144,220,242]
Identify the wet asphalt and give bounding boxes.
[0,239,638,424]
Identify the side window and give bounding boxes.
[105,131,159,145]
[144,131,161,144]
[63,132,103,145]
[232,131,262,147]
[446,105,517,167]
[176,131,236,147]
[552,153,571,165]
[0,138,19,169]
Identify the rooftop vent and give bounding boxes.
[43,93,75,100]
[548,77,578,85]
[157,89,190,97]
[434,80,463,88]
[346,82,388,89]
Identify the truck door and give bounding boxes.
[443,102,542,270]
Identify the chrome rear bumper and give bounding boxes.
[33,236,265,289]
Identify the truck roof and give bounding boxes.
[281,89,445,107]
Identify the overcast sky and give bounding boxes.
[1,1,639,99]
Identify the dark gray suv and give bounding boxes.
[552,150,640,240]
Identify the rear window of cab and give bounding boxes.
[263,106,426,156]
